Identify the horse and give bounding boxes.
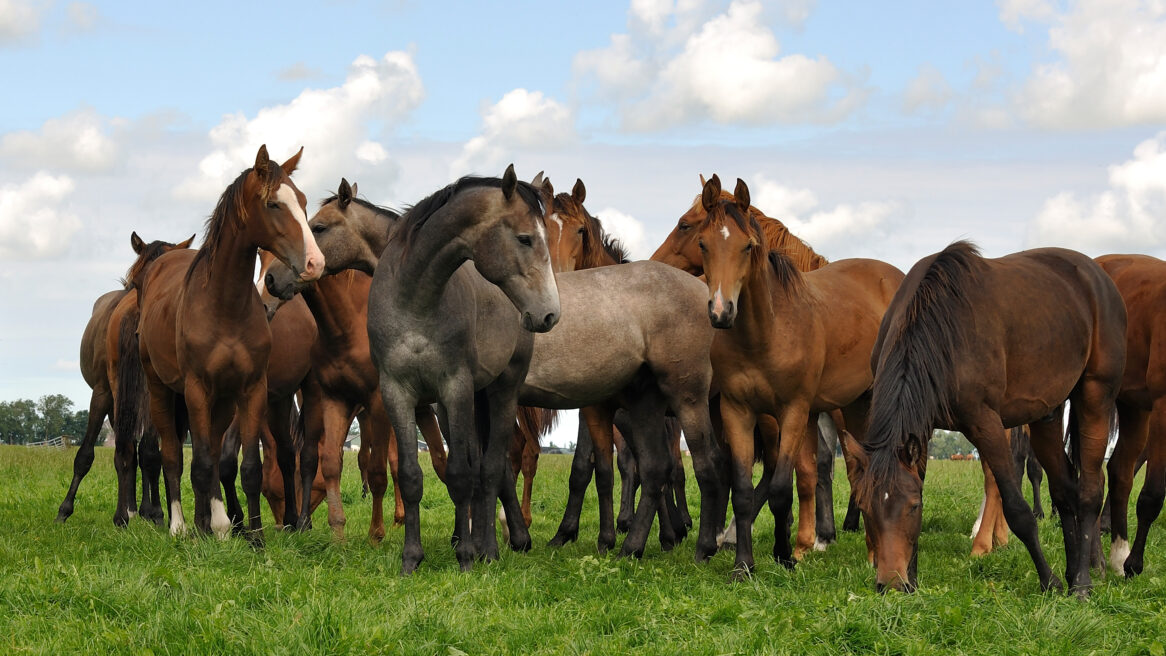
[56,231,193,526]
[539,178,694,550]
[969,426,1036,556]
[845,241,1125,596]
[132,145,324,541]
[652,174,855,547]
[695,175,903,577]
[1095,254,1166,577]
[267,171,726,568]
[279,180,450,539]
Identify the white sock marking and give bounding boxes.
[169,500,186,537]
[813,538,829,552]
[1110,537,1131,573]
[498,507,510,544]
[717,520,738,548]
[210,498,231,540]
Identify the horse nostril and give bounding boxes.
[876,582,887,594]
[544,312,557,327]
[264,272,275,290]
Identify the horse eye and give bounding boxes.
[517,235,533,247]
[744,242,753,252]
[266,201,279,210]
[698,240,706,252]
[311,224,326,234]
[576,226,585,235]
[678,223,691,232]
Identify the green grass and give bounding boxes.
[1,445,1164,655]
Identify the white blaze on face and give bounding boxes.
[275,183,325,279]
[169,500,186,537]
[711,285,726,315]
[210,498,231,539]
[720,225,730,240]
[1110,537,1131,573]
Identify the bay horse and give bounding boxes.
[268,171,725,568]
[846,240,1125,595]
[695,175,903,577]
[1095,253,1166,577]
[133,145,324,541]
[652,174,855,547]
[270,180,449,539]
[57,231,193,526]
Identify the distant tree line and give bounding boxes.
[0,394,89,445]
[929,429,976,459]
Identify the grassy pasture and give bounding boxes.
[1,445,1164,655]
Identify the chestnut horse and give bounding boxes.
[133,145,324,540]
[57,231,193,526]
[652,175,854,547]
[1095,254,1166,577]
[847,241,1124,595]
[696,175,903,577]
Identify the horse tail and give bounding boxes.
[1065,410,1082,472]
[516,406,559,445]
[863,240,982,501]
[114,305,149,447]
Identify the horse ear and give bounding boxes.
[572,178,586,204]
[530,171,544,188]
[839,429,868,481]
[338,178,353,210]
[701,174,722,211]
[130,231,145,254]
[541,175,554,200]
[351,182,358,197]
[699,173,707,187]
[733,178,750,213]
[254,144,270,177]
[502,163,517,200]
[177,234,196,250]
[281,146,304,176]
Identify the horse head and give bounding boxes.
[694,175,762,329]
[241,145,324,283]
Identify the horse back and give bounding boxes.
[1097,254,1166,405]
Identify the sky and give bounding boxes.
[2,0,1165,447]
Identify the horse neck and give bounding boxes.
[392,200,481,312]
[302,275,363,344]
[189,225,259,318]
[731,260,808,350]
[356,208,395,260]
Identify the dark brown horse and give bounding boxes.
[56,231,193,526]
[846,241,1125,595]
[696,176,903,577]
[652,175,854,547]
[133,145,323,540]
[1095,254,1166,577]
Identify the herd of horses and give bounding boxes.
[56,145,1166,597]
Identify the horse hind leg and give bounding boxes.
[57,389,111,523]
[218,419,245,534]
[1104,402,1148,573]
[548,419,597,547]
[814,412,839,548]
[1126,398,1166,577]
[138,428,165,525]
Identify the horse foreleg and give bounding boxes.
[363,398,392,543]
[549,417,595,547]
[317,397,354,539]
[770,404,812,569]
[236,386,267,546]
[416,405,447,481]
[792,418,819,560]
[814,412,838,547]
[521,436,539,527]
[582,405,617,554]
[971,461,1005,555]
[614,419,638,534]
[218,419,244,532]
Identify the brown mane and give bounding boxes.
[688,191,828,272]
[552,192,630,268]
[185,165,264,285]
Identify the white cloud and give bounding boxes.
[53,359,78,372]
[997,0,1055,32]
[452,89,575,176]
[1027,131,1166,252]
[594,207,649,259]
[1012,0,1166,128]
[751,175,899,250]
[176,51,424,202]
[903,65,952,114]
[575,0,865,130]
[0,0,41,45]
[0,172,82,260]
[0,108,118,172]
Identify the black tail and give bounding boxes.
[114,307,149,447]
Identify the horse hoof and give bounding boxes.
[776,554,797,570]
[547,531,576,548]
[246,532,265,550]
[1125,558,1144,578]
[729,564,754,582]
[401,555,424,576]
[616,520,631,534]
[509,537,532,553]
[55,505,72,523]
[113,513,129,528]
[1041,575,1064,594]
[660,538,677,553]
[618,546,644,560]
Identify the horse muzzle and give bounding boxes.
[522,310,560,333]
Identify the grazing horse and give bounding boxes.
[57,231,193,525]
[696,176,903,577]
[134,145,324,540]
[268,171,725,568]
[846,241,1125,595]
[652,174,853,546]
[1095,254,1166,577]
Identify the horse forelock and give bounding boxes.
[862,240,983,499]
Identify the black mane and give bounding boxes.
[320,194,401,220]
